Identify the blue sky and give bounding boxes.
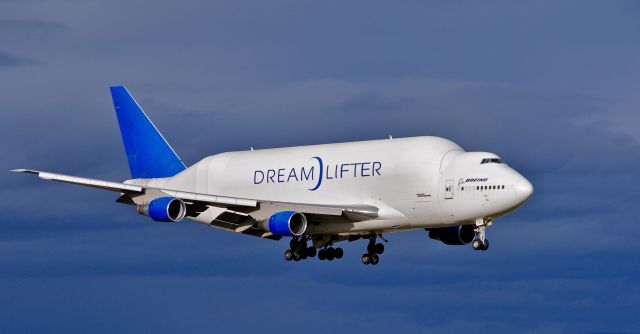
[1,1,639,333]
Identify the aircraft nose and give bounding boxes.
[515,175,533,203]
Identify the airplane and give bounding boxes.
[13,86,533,265]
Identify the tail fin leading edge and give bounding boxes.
[110,86,186,179]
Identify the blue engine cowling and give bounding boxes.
[137,197,186,222]
[264,211,308,237]
[427,225,475,245]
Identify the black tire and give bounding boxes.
[481,239,490,251]
[472,239,483,250]
[307,246,317,257]
[293,253,301,261]
[290,238,298,250]
[367,243,376,254]
[335,248,344,259]
[362,254,371,265]
[370,254,379,265]
[284,249,294,261]
[375,243,384,254]
[326,248,335,261]
[318,249,326,260]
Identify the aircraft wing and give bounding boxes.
[12,169,378,238]
[11,169,144,193]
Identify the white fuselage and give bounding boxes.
[132,136,532,235]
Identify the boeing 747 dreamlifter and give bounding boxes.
[13,86,533,265]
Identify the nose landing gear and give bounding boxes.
[472,218,490,251]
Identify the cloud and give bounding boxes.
[0,51,38,67]
[0,19,68,34]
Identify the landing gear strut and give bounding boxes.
[362,234,385,265]
[472,218,490,251]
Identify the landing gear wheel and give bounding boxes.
[334,248,344,259]
[289,238,298,250]
[367,243,376,254]
[284,249,294,261]
[307,246,317,257]
[472,239,483,250]
[361,253,371,265]
[481,239,489,251]
[375,243,384,254]
[293,253,301,261]
[318,249,326,260]
[326,248,335,261]
[370,254,379,265]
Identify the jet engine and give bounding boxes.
[427,225,475,245]
[137,197,186,222]
[261,211,308,237]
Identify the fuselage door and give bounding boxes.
[445,179,454,199]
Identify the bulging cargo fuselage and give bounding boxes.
[132,136,533,235]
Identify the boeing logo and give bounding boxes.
[459,177,489,186]
[464,178,489,182]
[253,157,382,191]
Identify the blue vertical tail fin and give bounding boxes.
[110,86,186,179]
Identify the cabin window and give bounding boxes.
[481,158,503,164]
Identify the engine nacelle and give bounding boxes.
[428,225,475,245]
[262,211,308,237]
[137,197,186,222]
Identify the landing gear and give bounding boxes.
[472,218,491,251]
[307,246,317,258]
[471,239,489,251]
[287,236,343,262]
[284,236,318,262]
[362,235,385,265]
[367,242,384,255]
[284,249,294,261]
[317,246,343,261]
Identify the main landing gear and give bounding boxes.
[317,246,343,261]
[284,237,316,261]
[471,218,490,251]
[284,237,344,262]
[361,235,385,266]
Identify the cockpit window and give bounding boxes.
[481,158,503,164]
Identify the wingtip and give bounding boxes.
[11,169,38,174]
